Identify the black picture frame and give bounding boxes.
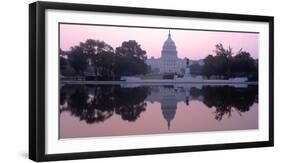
[29,1,274,162]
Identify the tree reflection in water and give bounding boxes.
[60,84,258,124]
[202,85,258,120]
[60,85,150,123]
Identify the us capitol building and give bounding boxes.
[145,30,187,74]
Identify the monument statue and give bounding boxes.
[186,58,189,68]
[184,59,190,78]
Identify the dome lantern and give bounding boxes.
[161,30,178,59]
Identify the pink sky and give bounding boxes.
[60,24,259,60]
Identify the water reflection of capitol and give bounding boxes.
[144,31,204,129]
[145,85,204,130]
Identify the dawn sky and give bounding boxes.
[60,24,259,60]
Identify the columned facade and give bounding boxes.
[146,31,186,74]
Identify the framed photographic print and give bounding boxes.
[29,1,274,162]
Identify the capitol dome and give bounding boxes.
[145,30,186,74]
[161,30,178,58]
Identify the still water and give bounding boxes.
[59,84,258,139]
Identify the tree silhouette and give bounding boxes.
[60,39,150,79]
[114,40,149,76]
[202,55,216,79]
[79,39,114,56]
[202,43,258,80]
[113,86,150,121]
[59,85,114,123]
[202,85,258,121]
[115,40,147,61]
[60,85,258,124]
[60,85,150,124]
[189,62,203,75]
[68,47,88,76]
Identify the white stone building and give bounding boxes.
[145,31,186,74]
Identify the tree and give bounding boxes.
[202,55,216,79]
[232,50,256,78]
[214,43,233,57]
[94,51,116,79]
[201,43,258,80]
[113,55,148,76]
[78,39,114,76]
[68,47,88,76]
[66,39,115,78]
[114,40,149,76]
[213,44,233,79]
[190,62,203,75]
[115,40,147,61]
[59,48,68,57]
[60,56,68,73]
[79,39,114,56]
[249,59,258,81]
[61,39,150,80]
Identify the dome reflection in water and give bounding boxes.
[59,84,258,139]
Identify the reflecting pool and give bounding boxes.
[59,84,258,139]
